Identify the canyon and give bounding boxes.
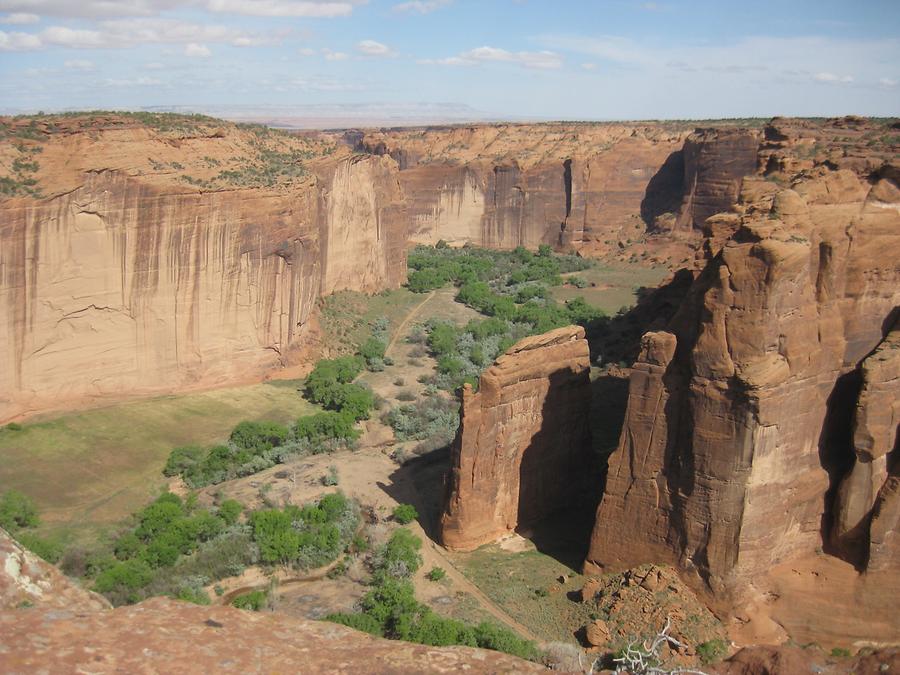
[2,112,899,663]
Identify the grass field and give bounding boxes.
[449,541,595,644]
[553,264,669,315]
[0,383,318,542]
[319,288,423,355]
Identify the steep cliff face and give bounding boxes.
[0,115,407,421]
[584,118,900,641]
[359,123,692,255]
[641,127,761,235]
[440,325,592,551]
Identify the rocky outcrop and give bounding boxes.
[0,528,109,611]
[0,116,407,421]
[360,123,692,254]
[0,532,540,674]
[1,598,543,673]
[584,118,900,643]
[831,316,900,565]
[643,128,760,234]
[440,325,592,551]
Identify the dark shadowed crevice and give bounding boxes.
[563,159,573,219]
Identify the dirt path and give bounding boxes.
[415,533,545,645]
[384,290,435,357]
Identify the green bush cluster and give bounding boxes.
[359,316,390,371]
[249,492,358,570]
[232,589,269,611]
[327,529,537,661]
[0,489,39,531]
[383,397,460,449]
[91,493,251,605]
[696,638,729,665]
[406,243,589,294]
[303,356,375,420]
[0,490,65,563]
[391,504,418,525]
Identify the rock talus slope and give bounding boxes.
[585,118,900,643]
[440,325,592,551]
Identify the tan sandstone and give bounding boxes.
[439,325,592,551]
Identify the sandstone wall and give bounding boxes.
[440,325,592,551]
[584,120,900,629]
[0,152,407,422]
[360,124,691,254]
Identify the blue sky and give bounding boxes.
[0,0,898,120]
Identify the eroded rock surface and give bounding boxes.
[0,116,407,421]
[440,325,592,551]
[359,123,692,255]
[0,528,109,611]
[585,118,900,643]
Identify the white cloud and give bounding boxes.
[0,0,365,18]
[0,12,39,23]
[322,47,347,60]
[298,46,315,56]
[63,58,93,69]
[581,62,597,70]
[184,42,210,57]
[392,0,450,14]
[0,18,277,50]
[436,46,562,70]
[879,77,897,88]
[540,33,900,89]
[103,76,163,87]
[143,61,164,69]
[0,29,40,49]
[204,0,358,17]
[356,39,394,56]
[812,72,853,84]
[289,75,366,91]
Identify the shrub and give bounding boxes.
[5,422,23,431]
[229,421,289,453]
[294,411,360,444]
[322,465,339,486]
[697,639,729,664]
[0,490,39,531]
[163,445,206,478]
[395,389,416,402]
[392,504,418,525]
[232,589,268,611]
[383,398,459,445]
[426,567,446,582]
[217,499,243,526]
[359,336,387,370]
[830,647,851,658]
[17,532,63,563]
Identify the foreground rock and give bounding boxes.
[440,325,592,551]
[0,597,544,674]
[585,117,900,645]
[0,528,109,611]
[0,529,541,673]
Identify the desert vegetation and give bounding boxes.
[62,490,358,607]
[326,527,538,660]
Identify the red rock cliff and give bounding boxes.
[440,325,592,551]
[584,118,900,643]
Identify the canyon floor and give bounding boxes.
[1,262,684,652]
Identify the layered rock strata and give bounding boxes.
[440,325,592,551]
[584,119,900,641]
[359,123,692,254]
[0,117,407,421]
